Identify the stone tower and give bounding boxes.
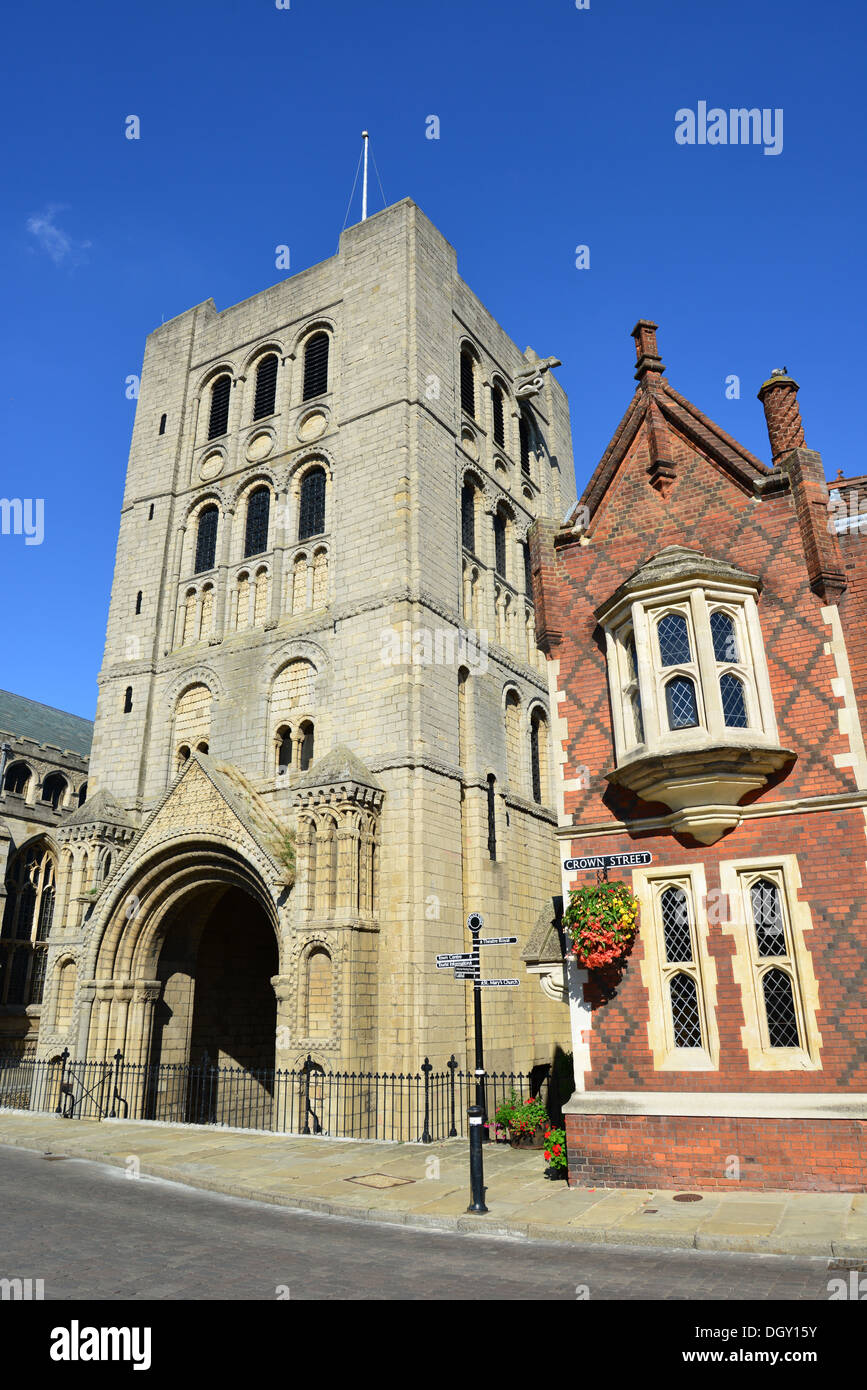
[38,200,576,1086]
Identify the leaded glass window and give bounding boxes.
[710,610,738,663]
[670,972,703,1047]
[762,968,800,1047]
[661,887,692,963]
[720,673,748,728]
[751,878,786,957]
[657,612,691,667]
[665,675,698,730]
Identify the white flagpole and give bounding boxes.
[361,130,369,222]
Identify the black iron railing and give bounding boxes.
[0,1049,547,1143]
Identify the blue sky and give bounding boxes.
[1,0,864,719]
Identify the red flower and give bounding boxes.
[544,1150,551,1161]
[552,1143,562,1155]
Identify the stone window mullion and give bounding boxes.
[631,602,660,745]
[690,589,722,735]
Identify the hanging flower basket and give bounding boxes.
[563,880,639,969]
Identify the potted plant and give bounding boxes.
[542,1126,568,1179]
[494,1090,549,1147]
[563,880,639,969]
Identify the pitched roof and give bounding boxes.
[0,688,93,757]
[292,744,383,792]
[64,787,134,829]
[566,332,776,530]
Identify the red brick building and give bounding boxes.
[528,321,867,1192]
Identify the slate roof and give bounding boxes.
[0,689,93,758]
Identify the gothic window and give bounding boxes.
[195,505,219,573]
[657,612,691,667]
[710,610,738,663]
[77,782,88,807]
[0,845,56,1006]
[3,763,31,796]
[41,773,67,812]
[669,973,703,1048]
[643,877,714,1064]
[492,384,506,446]
[486,774,497,859]
[720,673,748,729]
[762,969,800,1048]
[244,486,271,558]
[746,876,802,1048]
[665,675,699,730]
[460,349,476,418]
[302,333,329,400]
[461,482,476,553]
[208,374,231,439]
[253,354,278,420]
[298,467,326,540]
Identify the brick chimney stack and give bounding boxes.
[757,368,845,601]
[632,320,665,387]
[757,368,806,464]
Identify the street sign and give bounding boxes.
[466,912,484,933]
[435,952,474,965]
[479,936,517,946]
[454,969,479,979]
[564,852,653,872]
[479,978,520,987]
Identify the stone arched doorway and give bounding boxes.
[151,883,278,1073]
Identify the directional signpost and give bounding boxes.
[433,913,522,1147]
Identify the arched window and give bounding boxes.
[492,384,506,446]
[720,673,748,729]
[665,676,698,730]
[461,483,476,553]
[102,852,113,882]
[302,333,329,400]
[460,349,476,418]
[762,968,800,1047]
[77,782,88,807]
[457,667,470,768]
[750,878,786,957]
[135,590,142,614]
[41,773,67,812]
[276,726,293,775]
[530,708,549,805]
[172,685,212,777]
[200,583,214,637]
[195,505,219,573]
[299,721,315,772]
[669,972,703,1048]
[235,572,250,630]
[657,612,691,667]
[123,686,133,713]
[292,553,308,613]
[493,507,508,577]
[710,610,738,663]
[158,413,167,436]
[312,548,328,608]
[208,374,231,439]
[660,886,692,962]
[486,774,497,859]
[0,846,55,1006]
[197,741,209,754]
[306,948,333,1037]
[298,467,326,540]
[3,762,31,796]
[176,745,191,772]
[254,566,270,625]
[519,411,531,474]
[253,354,278,420]
[244,486,271,557]
[505,691,522,790]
